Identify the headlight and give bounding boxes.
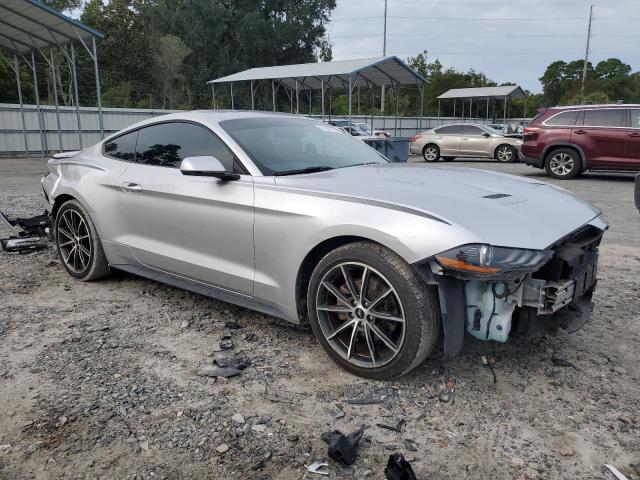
[435,244,553,276]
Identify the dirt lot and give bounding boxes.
[1,156,639,480]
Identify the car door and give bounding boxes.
[117,121,255,295]
[625,109,640,170]
[434,125,462,155]
[459,125,490,157]
[574,108,627,169]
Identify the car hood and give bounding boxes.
[274,163,602,250]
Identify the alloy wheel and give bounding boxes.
[315,262,406,368]
[57,209,92,274]
[549,152,574,176]
[423,147,439,161]
[497,146,513,162]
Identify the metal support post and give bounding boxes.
[14,53,29,157]
[230,82,234,109]
[211,83,215,108]
[91,37,104,139]
[50,49,62,151]
[348,75,352,127]
[70,44,82,149]
[272,80,276,112]
[250,80,255,110]
[30,51,45,157]
[295,79,299,114]
[394,83,399,137]
[321,78,325,120]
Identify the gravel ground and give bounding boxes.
[1,156,639,480]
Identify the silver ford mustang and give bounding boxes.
[41,111,607,379]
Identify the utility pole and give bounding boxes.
[581,5,594,100]
[380,0,388,113]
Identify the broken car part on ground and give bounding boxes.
[0,211,50,253]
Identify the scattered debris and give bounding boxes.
[551,357,578,369]
[216,444,229,454]
[231,413,245,424]
[213,351,250,370]
[403,439,418,452]
[377,418,405,433]
[225,321,241,330]
[196,364,242,378]
[244,332,257,342]
[320,426,365,466]
[0,211,50,253]
[604,464,630,480]
[306,461,329,476]
[0,444,11,454]
[385,453,417,480]
[482,356,497,384]
[343,396,381,405]
[219,338,234,350]
[180,320,190,330]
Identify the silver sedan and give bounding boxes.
[42,111,606,379]
[410,123,523,162]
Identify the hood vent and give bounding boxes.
[483,193,512,199]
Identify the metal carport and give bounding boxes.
[437,85,526,122]
[207,56,427,135]
[0,0,104,157]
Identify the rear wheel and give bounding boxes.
[422,144,440,162]
[55,200,110,281]
[545,148,581,179]
[495,144,516,163]
[307,241,440,380]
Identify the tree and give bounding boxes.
[0,54,35,104]
[41,0,85,12]
[153,35,191,109]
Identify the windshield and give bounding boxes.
[482,125,505,136]
[220,117,388,175]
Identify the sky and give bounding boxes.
[326,0,640,93]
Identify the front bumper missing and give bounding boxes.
[415,225,603,354]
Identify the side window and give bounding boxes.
[135,122,237,170]
[545,110,579,126]
[463,125,484,136]
[582,109,624,127]
[104,130,138,161]
[629,109,640,129]
[435,125,461,135]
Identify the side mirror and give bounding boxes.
[482,132,491,137]
[180,156,240,181]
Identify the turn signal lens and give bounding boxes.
[435,244,553,276]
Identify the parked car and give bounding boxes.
[635,173,640,212]
[410,123,523,162]
[42,111,607,379]
[355,122,390,138]
[522,104,640,179]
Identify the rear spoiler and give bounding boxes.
[52,150,82,159]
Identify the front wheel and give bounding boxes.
[495,144,516,163]
[307,241,441,380]
[545,148,581,179]
[422,144,440,162]
[55,200,110,281]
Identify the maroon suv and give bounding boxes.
[522,104,640,179]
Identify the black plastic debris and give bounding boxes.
[551,357,578,369]
[385,453,417,480]
[0,211,50,253]
[320,426,364,466]
[219,338,234,350]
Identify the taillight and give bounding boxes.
[411,134,423,143]
[523,127,540,140]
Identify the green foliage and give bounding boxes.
[0,54,34,104]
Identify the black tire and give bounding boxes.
[422,144,440,162]
[307,241,441,380]
[442,156,455,161]
[54,199,110,281]
[544,148,582,179]
[495,144,516,163]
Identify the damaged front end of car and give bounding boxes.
[415,218,607,356]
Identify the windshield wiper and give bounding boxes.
[274,166,335,176]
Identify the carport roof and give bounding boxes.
[207,56,426,90]
[437,85,526,100]
[0,0,103,54]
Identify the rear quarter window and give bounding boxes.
[544,110,580,126]
[582,109,624,127]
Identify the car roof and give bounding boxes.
[548,104,640,110]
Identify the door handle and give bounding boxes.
[574,129,588,134]
[628,132,640,137]
[121,182,142,193]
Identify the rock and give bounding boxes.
[0,369,7,377]
[439,394,450,402]
[244,332,257,342]
[63,284,70,291]
[0,444,11,454]
[232,413,245,424]
[196,364,242,378]
[287,434,299,442]
[180,320,190,330]
[139,440,149,451]
[225,321,241,330]
[58,415,67,426]
[558,445,574,457]
[219,338,234,350]
[251,424,267,433]
[510,457,524,468]
[255,415,272,425]
[338,466,354,476]
[216,444,229,454]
